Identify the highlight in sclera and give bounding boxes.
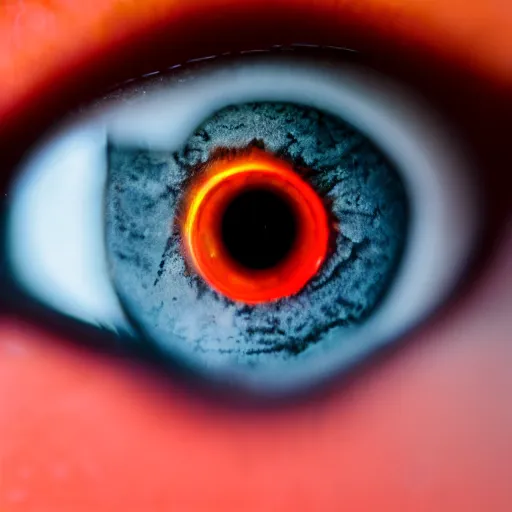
[181,150,331,304]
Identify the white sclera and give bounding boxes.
[7,125,131,332]
[7,59,478,392]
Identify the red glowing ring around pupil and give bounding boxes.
[183,153,330,304]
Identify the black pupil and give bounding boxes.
[221,188,297,270]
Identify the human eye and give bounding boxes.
[2,47,481,397]
[1,2,512,510]
[0,2,509,401]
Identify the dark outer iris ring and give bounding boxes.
[182,150,330,304]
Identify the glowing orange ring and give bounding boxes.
[182,151,330,304]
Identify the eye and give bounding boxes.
[4,52,478,395]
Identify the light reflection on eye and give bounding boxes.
[5,54,479,395]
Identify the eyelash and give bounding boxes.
[102,44,360,92]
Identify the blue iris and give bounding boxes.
[106,102,408,365]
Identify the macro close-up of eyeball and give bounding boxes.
[0,1,511,511]
[6,56,478,394]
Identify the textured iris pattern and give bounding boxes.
[106,102,408,367]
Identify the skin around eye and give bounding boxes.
[0,1,511,512]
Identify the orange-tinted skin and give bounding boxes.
[182,151,330,304]
[0,1,511,511]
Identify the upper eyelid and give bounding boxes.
[0,0,510,135]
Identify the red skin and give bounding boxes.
[0,1,511,510]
